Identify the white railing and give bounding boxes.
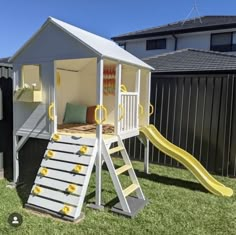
[119,92,139,134]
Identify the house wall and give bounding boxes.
[233,32,236,44]
[13,61,54,139]
[117,29,236,58]
[56,70,80,124]
[125,37,175,58]
[177,33,211,50]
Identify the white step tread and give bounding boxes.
[41,159,88,175]
[31,186,80,206]
[28,195,76,217]
[34,177,82,196]
[115,165,132,176]
[44,151,91,165]
[123,184,139,197]
[51,134,96,146]
[47,142,93,155]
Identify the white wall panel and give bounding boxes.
[125,37,175,58]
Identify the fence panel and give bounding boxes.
[125,74,236,177]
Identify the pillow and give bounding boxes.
[63,103,87,124]
[86,106,96,124]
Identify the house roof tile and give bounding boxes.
[112,16,236,41]
[143,49,236,73]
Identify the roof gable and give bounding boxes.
[10,17,152,69]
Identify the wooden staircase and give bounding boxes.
[102,136,147,217]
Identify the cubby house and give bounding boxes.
[10,17,153,220]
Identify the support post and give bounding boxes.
[144,71,151,174]
[135,69,141,128]
[115,63,122,134]
[89,57,104,210]
[13,135,19,184]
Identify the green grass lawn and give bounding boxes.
[1,158,236,235]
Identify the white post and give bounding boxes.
[53,61,57,133]
[135,69,141,128]
[115,63,122,134]
[144,71,151,174]
[13,135,19,183]
[95,57,104,209]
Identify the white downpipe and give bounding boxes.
[0,87,3,120]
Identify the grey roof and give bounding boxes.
[143,49,236,73]
[112,16,236,41]
[0,57,11,64]
[0,57,12,79]
[10,17,153,70]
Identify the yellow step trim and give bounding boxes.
[115,165,132,176]
[109,146,124,155]
[123,184,139,197]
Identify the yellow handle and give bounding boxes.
[120,84,127,92]
[118,104,125,121]
[94,105,107,125]
[48,103,54,121]
[149,104,154,116]
[139,104,144,117]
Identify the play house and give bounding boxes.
[10,17,233,222]
[10,17,153,220]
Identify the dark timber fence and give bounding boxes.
[125,73,236,177]
[0,64,13,180]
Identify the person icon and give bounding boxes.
[12,216,19,224]
[8,213,23,227]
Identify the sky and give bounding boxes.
[1,0,236,58]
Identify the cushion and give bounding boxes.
[86,106,96,124]
[63,103,87,124]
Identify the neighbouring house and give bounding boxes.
[0,58,13,180]
[112,16,236,58]
[112,16,236,177]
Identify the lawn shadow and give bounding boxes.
[134,169,208,194]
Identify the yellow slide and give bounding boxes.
[140,125,233,197]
